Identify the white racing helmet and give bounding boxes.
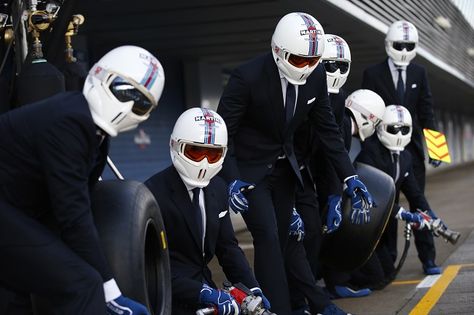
[83,45,165,137]
[170,107,228,188]
[385,20,419,66]
[321,34,351,93]
[345,89,386,141]
[271,12,325,85]
[377,105,412,151]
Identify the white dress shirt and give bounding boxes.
[387,58,407,90]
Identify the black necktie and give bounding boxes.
[285,82,296,124]
[392,153,400,182]
[397,68,405,105]
[192,188,203,242]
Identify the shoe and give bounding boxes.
[423,260,441,275]
[318,303,352,315]
[333,285,371,298]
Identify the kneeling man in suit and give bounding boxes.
[145,107,270,315]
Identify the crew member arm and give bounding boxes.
[37,116,112,281]
[308,69,355,180]
[215,211,259,289]
[417,67,437,131]
[217,68,249,182]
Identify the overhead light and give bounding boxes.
[467,47,474,57]
[434,16,452,29]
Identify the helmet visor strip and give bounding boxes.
[392,42,416,51]
[288,54,321,68]
[323,60,350,74]
[347,101,382,125]
[109,76,155,116]
[183,144,224,164]
[386,124,411,135]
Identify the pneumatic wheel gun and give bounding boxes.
[196,281,275,315]
[416,210,461,245]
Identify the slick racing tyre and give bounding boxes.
[320,162,396,271]
[92,180,171,315]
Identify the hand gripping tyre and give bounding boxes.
[91,180,171,315]
[320,162,396,271]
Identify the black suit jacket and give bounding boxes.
[145,167,258,307]
[0,91,112,280]
[218,53,354,186]
[310,90,351,200]
[356,136,430,211]
[362,59,437,161]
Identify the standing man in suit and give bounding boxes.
[0,46,164,315]
[218,12,374,314]
[355,105,442,286]
[145,108,269,315]
[362,20,441,274]
[318,88,386,299]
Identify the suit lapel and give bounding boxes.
[169,169,203,251]
[381,60,399,104]
[203,186,219,256]
[264,55,285,138]
[404,64,415,108]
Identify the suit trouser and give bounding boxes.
[242,159,296,314]
[297,167,322,280]
[288,168,329,312]
[409,151,436,264]
[0,200,106,315]
[285,238,331,313]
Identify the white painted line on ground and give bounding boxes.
[416,274,441,289]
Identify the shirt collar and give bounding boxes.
[181,178,196,192]
[278,68,286,80]
[388,57,407,72]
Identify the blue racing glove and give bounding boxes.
[289,208,305,241]
[106,295,150,315]
[228,180,255,214]
[429,157,442,168]
[326,195,342,233]
[395,207,429,230]
[250,287,271,310]
[423,209,438,220]
[344,175,374,224]
[199,284,239,315]
[418,209,447,233]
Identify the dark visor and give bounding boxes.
[323,60,350,74]
[288,54,321,68]
[109,76,153,116]
[184,144,224,164]
[392,42,416,51]
[387,125,411,135]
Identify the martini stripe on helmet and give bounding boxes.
[396,105,405,123]
[140,59,159,91]
[402,22,410,41]
[299,13,319,56]
[201,108,216,145]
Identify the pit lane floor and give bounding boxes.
[209,161,474,314]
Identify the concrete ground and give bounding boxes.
[209,161,474,314]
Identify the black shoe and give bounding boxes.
[423,260,441,275]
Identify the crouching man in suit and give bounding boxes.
[145,108,270,315]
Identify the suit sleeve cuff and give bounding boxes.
[104,278,122,302]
